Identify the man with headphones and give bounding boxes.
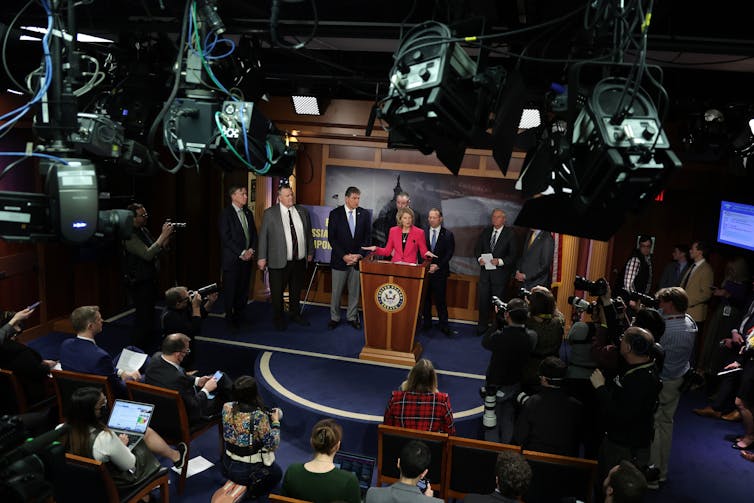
[512,356,583,456]
[590,326,661,491]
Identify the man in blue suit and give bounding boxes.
[422,208,455,336]
[327,186,371,329]
[257,185,314,331]
[219,184,257,329]
[59,305,141,398]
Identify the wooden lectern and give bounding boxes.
[359,258,429,366]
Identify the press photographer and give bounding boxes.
[122,203,175,351]
[481,298,535,443]
[522,286,565,393]
[161,284,219,369]
[590,327,662,492]
[512,357,582,457]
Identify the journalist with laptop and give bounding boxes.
[61,387,187,489]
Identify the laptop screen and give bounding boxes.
[333,451,375,494]
[107,399,154,434]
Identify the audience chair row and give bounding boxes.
[377,424,598,503]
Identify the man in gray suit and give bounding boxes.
[366,440,443,503]
[257,185,314,331]
[515,229,554,290]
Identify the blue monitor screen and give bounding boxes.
[717,200,754,252]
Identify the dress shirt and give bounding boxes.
[278,203,305,261]
[660,314,697,379]
[232,202,250,248]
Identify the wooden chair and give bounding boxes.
[0,368,56,415]
[51,369,115,423]
[268,494,312,503]
[522,449,598,503]
[444,436,521,500]
[126,380,222,494]
[376,424,448,497]
[58,453,169,503]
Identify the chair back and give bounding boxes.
[523,449,598,503]
[126,381,188,443]
[51,370,114,422]
[0,368,28,414]
[58,453,120,503]
[377,425,448,495]
[444,436,521,499]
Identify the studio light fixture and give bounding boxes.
[291,95,328,115]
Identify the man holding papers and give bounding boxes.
[60,306,146,398]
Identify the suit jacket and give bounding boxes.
[516,230,554,289]
[59,337,126,397]
[144,354,212,424]
[366,482,443,503]
[684,260,714,322]
[219,204,257,270]
[424,226,454,277]
[257,204,314,269]
[328,205,372,270]
[374,226,428,264]
[474,226,517,282]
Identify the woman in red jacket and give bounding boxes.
[363,208,435,264]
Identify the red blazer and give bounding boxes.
[374,226,428,264]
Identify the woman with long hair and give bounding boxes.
[221,375,282,499]
[281,418,361,503]
[63,387,186,491]
[384,358,456,434]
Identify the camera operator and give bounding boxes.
[512,357,582,457]
[161,285,218,369]
[590,327,661,491]
[522,286,565,393]
[481,298,534,443]
[122,203,174,352]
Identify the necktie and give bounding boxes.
[289,209,299,260]
[528,231,537,248]
[238,209,249,248]
[680,262,696,289]
[431,229,437,251]
[348,210,355,237]
[490,230,498,249]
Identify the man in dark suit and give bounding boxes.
[59,305,142,398]
[328,186,371,329]
[144,333,227,424]
[464,451,533,503]
[421,208,455,335]
[474,208,518,334]
[257,185,314,331]
[219,184,257,328]
[515,229,554,290]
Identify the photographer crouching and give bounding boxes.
[590,326,661,500]
[161,284,219,370]
[481,298,535,443]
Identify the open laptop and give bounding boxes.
[333,451,376,501]
[106,399,155,451]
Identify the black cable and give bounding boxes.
[2,0,35,93]
[0,154,30,181]
[145,0,192,171]
[270,0,319,50]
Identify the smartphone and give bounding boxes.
[212,370,223,382]
[416,478,428,493]
[28,301,41,310]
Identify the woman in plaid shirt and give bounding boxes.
[383,359,456,434]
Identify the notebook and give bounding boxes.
[106,399,155,451]
[333,451,376,499]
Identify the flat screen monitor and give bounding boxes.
[717,200,754,252]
